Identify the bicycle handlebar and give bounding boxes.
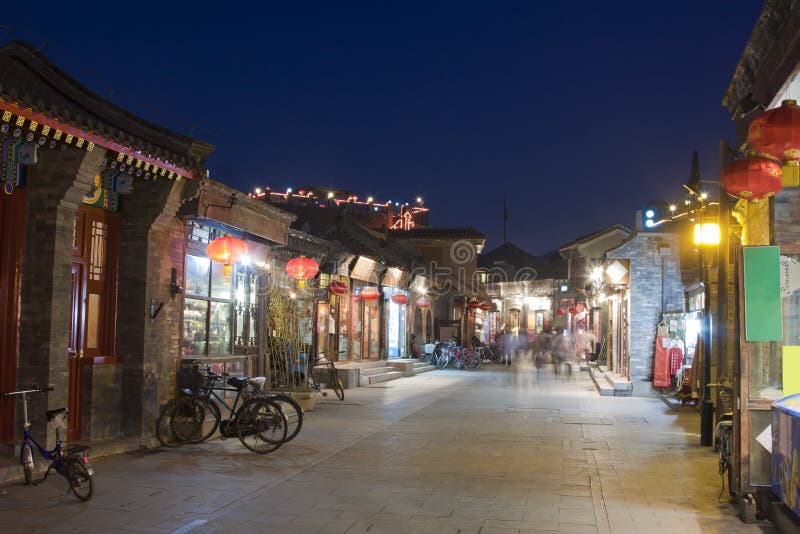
[1,385,54,396]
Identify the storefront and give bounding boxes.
[349,256,381,360]
[181,218,271,379]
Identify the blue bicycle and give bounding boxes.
[1,385,95,501]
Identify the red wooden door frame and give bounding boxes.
[0,189,26,442]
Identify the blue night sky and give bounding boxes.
[1,1,763,254]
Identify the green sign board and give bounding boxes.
[743,246,782,341]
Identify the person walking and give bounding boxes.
[551,328,565,377]
[502,328,514,366]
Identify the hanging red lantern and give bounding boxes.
[721,155,783,201]
[416,297,431,308]
[391,294,408,305]
[556,309,565,316]
[480,303,491,311]
[468,300,483,309]
[568,308,577,314]
[206,235,247,275]
[748,100,800,163]
[286,256,319,288]
[329,281,348,295]
[361,287,380,301]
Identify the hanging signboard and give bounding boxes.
[743,246,782,341]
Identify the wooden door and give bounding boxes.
[68,205,119,441]
[68,262,84,440]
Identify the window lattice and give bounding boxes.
[89,220,106,281]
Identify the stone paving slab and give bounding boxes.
[0,362,778,533]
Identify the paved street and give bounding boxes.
[0,364,776,534]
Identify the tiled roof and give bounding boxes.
[558,224,631,252]
[0,41,213,171]
[478,242,567,280]
[387,227,485,240]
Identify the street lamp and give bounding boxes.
[686,182,720,447]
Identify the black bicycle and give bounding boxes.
[159,366,288,453]
[308,352,345,400]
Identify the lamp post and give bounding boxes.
[686,183,720,447]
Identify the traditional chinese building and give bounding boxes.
[0,40,213,447]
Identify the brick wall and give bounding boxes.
[607,233,683,388]
[18,146,104,445]
[116,177,186,438]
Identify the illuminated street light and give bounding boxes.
[694,223,720,245]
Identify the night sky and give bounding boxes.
[1,2,763,254]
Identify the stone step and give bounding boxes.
[360,371,405,386]
[603,371,633,396]
[413,364,437,375]
[360,366,397,377]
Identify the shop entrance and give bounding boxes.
[68,205,119,441]
[362,302,380,359]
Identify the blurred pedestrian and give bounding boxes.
[552,328,566,376]
[502,329,513,366]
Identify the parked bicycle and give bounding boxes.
[1,385,95,501]
[436,343,480,370]
[712,383,735,498]
[308,352,345,400]
[474,345,501,364]
[159,365,288,454]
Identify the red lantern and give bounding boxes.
[721,155,783,201]
[480,303,491,311]
[329,281,348,295]
[206,235,247,275]
[748,99,800,162]
[468,301,482,309]
[568,308,577,314]
[361,288,380,301]
[286,257,319,280]
[391,294,408,305]
[416,297,431,308]
[556,309,565,316]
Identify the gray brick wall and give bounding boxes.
[608,233,683,384]
[116,177,186,438]
[18,146,104,445]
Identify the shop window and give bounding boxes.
[182,252,257,358]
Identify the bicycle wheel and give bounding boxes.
[464,351,481,371]
[155,400,184,448]
[67,459,94,502]
[269,394,304,442]
[235,398,288,454]
[188,399,221,443]
[170,396,204,442]
[436,353,449,370]
[329,368,345,400]
[20,442,33,485]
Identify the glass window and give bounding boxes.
[211,262,232,299]
[183,298,208,356]
[183,253,259,357]
[209,302,232,355]
[185,255,210,297]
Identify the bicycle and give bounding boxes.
[1,385,95,501]
[165,366,289,453]
[712,383,735,498]
[308,352,345,400]
[436,344,480,370]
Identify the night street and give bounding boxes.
[0,366,775,534]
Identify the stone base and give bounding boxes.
[288,391,315,412]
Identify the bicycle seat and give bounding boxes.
[46,407,69,421]
[248,377,266,390]
[227,376,249,390]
